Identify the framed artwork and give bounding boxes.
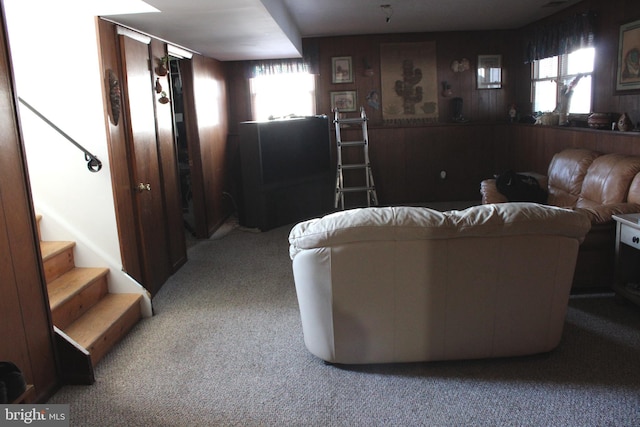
[330,91,357,112]
[477,54,502,89]
[332,56,353,83]
[616,19,640,92]
[380,42,439,124]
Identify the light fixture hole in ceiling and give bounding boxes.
[380,4,393,23]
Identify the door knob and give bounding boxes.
[137,183,151,192]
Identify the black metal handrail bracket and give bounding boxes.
[18,97,102,172]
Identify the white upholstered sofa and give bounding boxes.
[288,203,591,365]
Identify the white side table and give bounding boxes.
[612,213,640,307]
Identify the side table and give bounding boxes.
[612,213,640,307]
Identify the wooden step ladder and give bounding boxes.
[37,215,142,384]
[334,107,378,210]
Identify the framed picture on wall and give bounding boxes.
[332,56,353,83]
[616,19,640,92]
[477,54,502,89]
[330,91,357,112]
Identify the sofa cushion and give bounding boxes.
[547,148,600,207]
[577,154,640,207]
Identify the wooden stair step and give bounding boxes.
[40,241,76,283]
[64,293,142,365]
[48,267,110,329]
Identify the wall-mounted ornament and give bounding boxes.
[450,58,470,73]
[158,91,170,104]
[155,56,169,76]
[441,81,453,97]
[617,112,633,131]
[106,69,121,126]
[155,77,163,94]
[366,90,380,109]
[363,58,374,77]
[508,104,518,122]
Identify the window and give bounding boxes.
[531,47,595,114]
[250,72,316,121]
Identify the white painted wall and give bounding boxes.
[3,0,152,316]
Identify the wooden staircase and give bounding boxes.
[37,216,143,384]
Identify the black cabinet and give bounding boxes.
[238,117,334,231]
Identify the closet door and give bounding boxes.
[118,30,171,294]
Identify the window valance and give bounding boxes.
[245,40,319,78]
[524,11,596,63]
[247,58,309,78]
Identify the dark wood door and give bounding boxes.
[118,33,171,294]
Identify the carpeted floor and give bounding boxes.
[48,213,640,426]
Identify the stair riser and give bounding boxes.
[52,275,109,330]
[43,247,75,283]
[86,300,142,366]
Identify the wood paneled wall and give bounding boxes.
[582,0,640,123]
[309,30,518,125]
[226,30,519,126]
[225,0,640,205]
[0,8,57,401]
[502,125,640,176]
[184,55,231,237]
[336,123,501,204]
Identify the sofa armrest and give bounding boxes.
[480,179,508,204]
[574,203,640,225]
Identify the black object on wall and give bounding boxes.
[238,116,333,231]
[452,97,464,121]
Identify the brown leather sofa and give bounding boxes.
[481,148,640,290]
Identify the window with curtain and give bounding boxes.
[525,11,596,115]
[531,47,594,114]
[248,59,316,121]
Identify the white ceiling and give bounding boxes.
[102,0,583,61]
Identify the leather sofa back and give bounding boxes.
[577,154,640,207]
[289,203,590,258]
[547,148,600,207]
[289,204,591,364]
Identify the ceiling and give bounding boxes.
[102,0,582,61]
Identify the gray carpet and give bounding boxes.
[49,217,640,426]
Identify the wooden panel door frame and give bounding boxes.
[151,39,187,270]
[118,29,172,294]
[97,19,186,296]
[177,58,208,238]
[179,56,232,238]
[97,18,144,283]
[0,3,58,401]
